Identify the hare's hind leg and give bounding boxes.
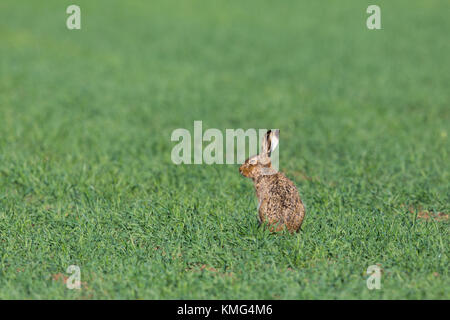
[258,199,287,233]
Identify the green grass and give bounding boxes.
[0,0,449,299]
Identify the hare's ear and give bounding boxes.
[270,130,279,156]
[260,129,279,159]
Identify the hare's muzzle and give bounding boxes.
[239,163,249,177]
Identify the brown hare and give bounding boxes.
[239,130,305,233]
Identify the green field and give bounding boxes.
[0,0,449,299]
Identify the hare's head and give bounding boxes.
[239,129,279,178]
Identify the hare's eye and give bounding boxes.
[249,159,257,165]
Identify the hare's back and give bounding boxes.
[267,173,301,201]
[260,173,305,232]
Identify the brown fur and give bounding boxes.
[239,130,305,233]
